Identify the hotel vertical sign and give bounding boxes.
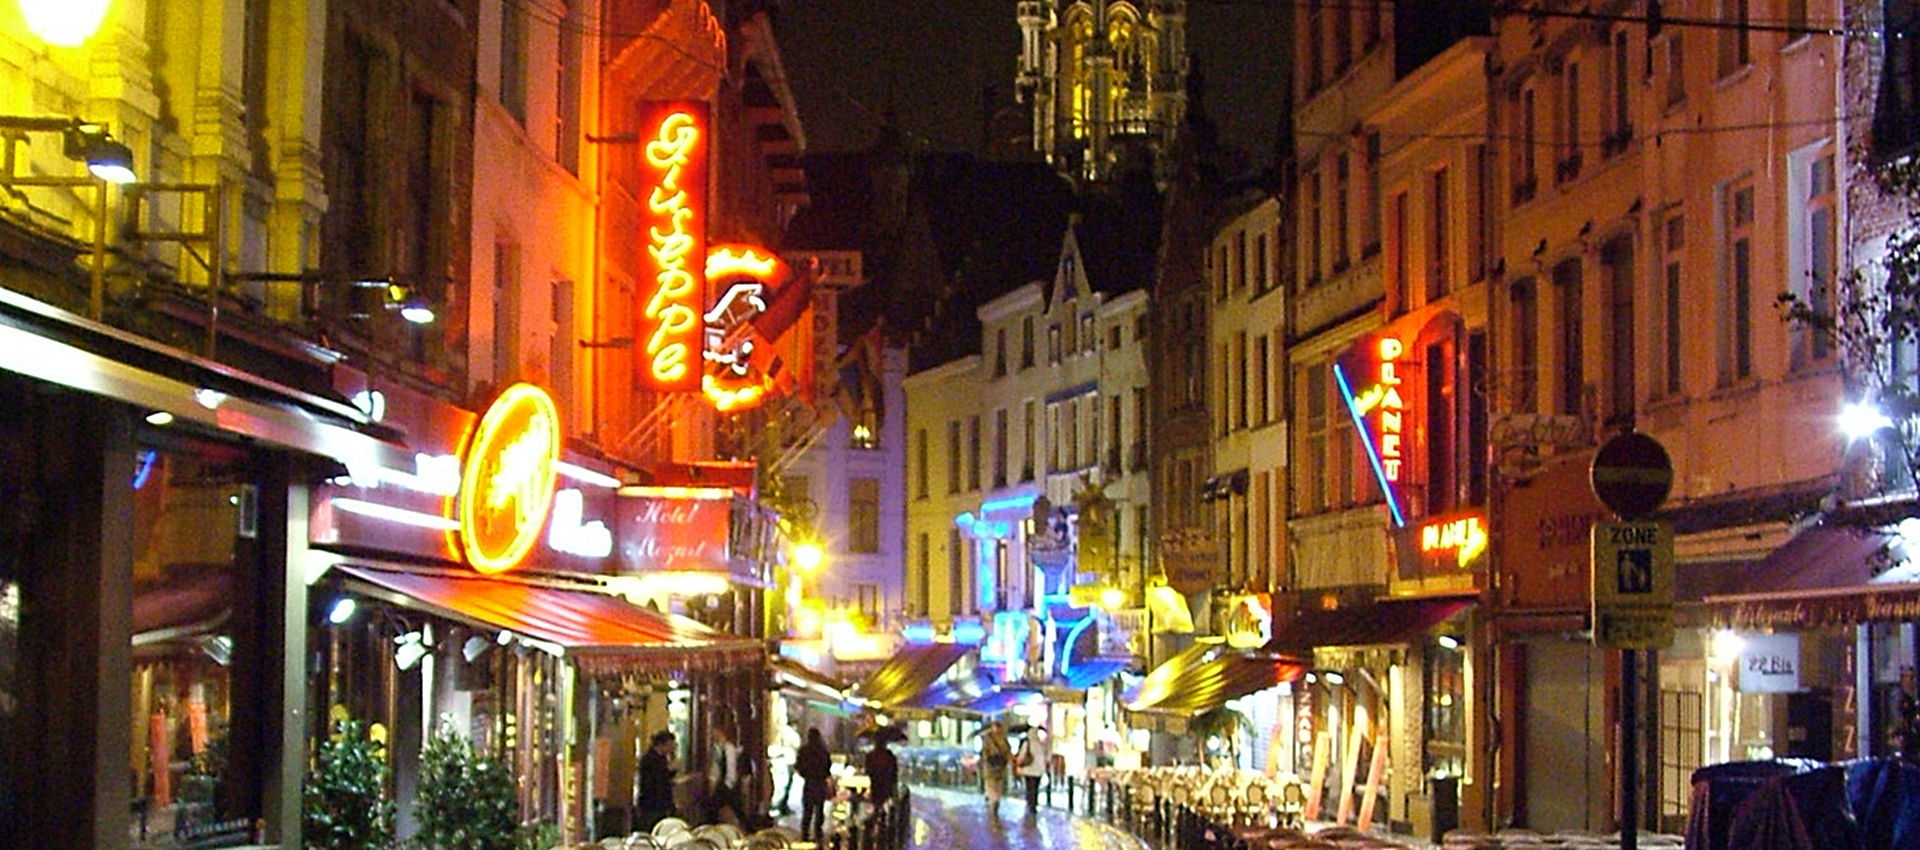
[637,101,709,392]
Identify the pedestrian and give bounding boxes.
[864,735,900,809]
[795,728,834,842]
[771,721,801,816]
[708,723,745,825]
[636,730,679,832]
[980,720,1012,815]
[1015,727,1049,813]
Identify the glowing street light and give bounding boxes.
[16,0,112,47]
[791,540,824,574]
[1839,401,1894,441]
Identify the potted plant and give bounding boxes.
[303,719,395,850]
[415,719,519,850]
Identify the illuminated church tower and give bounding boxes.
[1016,0,1188,185]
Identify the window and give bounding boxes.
[1108,324,1122,350]
[493,241,521,383]
[1608,30,1632,152]
[1023,400,1037,480]
[551,278,575,413]
[1428,166,1450,301]
[1235,230,1250,290]
[1217,342,1232,437]
[947,528,964,616]
[1255,335,1271,424]
[1718,0,1750,78]
[856,583,880,619]
[1361,0,1380,49]
[1665,33,1687,107]
[1305,166,1323,285]
[1306,0,1324,91]
[1066,399,1081,468]
[1513,85,1538,202]
[1064,305,1078,352]
[1721,180,1755,383]
[1049,403,1063,470]
[966,416,981,491]
[1661,215,1686,396]
[1786,0,1809,37]
[1425,339,1456,513]
[1560,63,1582,181]
[1467,144,1489,282]
[1334,0,1352,71]
[994,328,1008,376]
[1021,316,1036,367]
[1467,331,1489,505]
[500,0,529,123]
[915,533,931,615]
[1512,279,1540,411]
[915,429,929,498]
[1081,314,1096,353]
[1235,332,1249,429]
[946,421,962,494]
[1388,191,1409,313]
[1215,245,1229,300]
[1603,237,1636,425]
[556,0,582,173]
[1877,0,1919,155]
[1334,154,1351,270]
[1048,323,1062,365]
[1298,364,1328,513]
[993,409,1009,488]
[1363,131,1382,255]
[1554,260,1586,417]
[1254,232,1271,293]
[1788,148,1837,369]
[850,477,880,553]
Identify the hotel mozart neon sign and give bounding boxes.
[638,102,708,392]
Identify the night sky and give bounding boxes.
[774,0,1288,167]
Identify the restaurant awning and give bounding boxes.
[851,642,975,710]
[772,655,849,701]
[1680,525,1917,629]
[1265,594,1474,654]
[1124,640,1305,716]
[335,565,762,675]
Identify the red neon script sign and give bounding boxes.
[638,102,708,391]
[458,383,562,573]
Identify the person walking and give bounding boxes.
[795,728,834,843]
[1015,727,1049,814]
[864,736,900,809]
[636,730,679,832]
[980,721,1013,816]
[708,723,745,825]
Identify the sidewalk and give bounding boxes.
[773,785,1152,850]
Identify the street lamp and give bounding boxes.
[790,540,824,575]
[1839,401,1894,441]
[15,0,112,47]
[0,115,140,318]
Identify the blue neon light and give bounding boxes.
[1057,614,1094,677]
[1332,362,1407,527]
[901,623,936,644]
[979,492,1040,514]
[952,620,987,644]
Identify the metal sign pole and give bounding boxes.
[1622,649,1638,850]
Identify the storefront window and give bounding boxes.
[1423,639,1466,780]
[129,443,262,849]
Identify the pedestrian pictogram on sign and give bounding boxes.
[1591,520,1675,649]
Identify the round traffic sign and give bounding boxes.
[1590,432,1673,519]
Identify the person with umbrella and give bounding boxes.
[980,720,1013,817]
[795,728,833,843]
[864,725,902,809]
[1015,725,1049,814]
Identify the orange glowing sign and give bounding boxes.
[1374,337,1407,482]
[458,383,562,573]
[700,243,795,412]
[1419,514,1488,569]
[638,102,709,392]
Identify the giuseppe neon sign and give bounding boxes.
[458,383,562,573]
[1333,335,1410,527]
[638,102,709,392]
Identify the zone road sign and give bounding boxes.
[1591,519,1675,649]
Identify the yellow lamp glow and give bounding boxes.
[17,0,111,46]
[791,541,824,574]
[1099,587,1126,609]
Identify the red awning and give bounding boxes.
[1265,594,1474,654]
[1680,526,1915,629]
[1124,641,1304,716]
[336,565,761,674]
[133,564,232,645]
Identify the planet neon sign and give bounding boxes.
[1333,335,1412,527]
[458,383,562,573]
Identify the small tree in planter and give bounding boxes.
[416,720,519,850]
[304,719,396,850]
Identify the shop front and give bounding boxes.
[0,287,411,850]
[304,378,767,843]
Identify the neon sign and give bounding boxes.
[458,383,561,573]
[1333,336,1410,527]
[1419,514,1488,569]
[638,103,708,392]
[700,243,793,412]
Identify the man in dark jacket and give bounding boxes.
[637,730,678,831]
[795,728,834,842]
[864,738,899,808]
